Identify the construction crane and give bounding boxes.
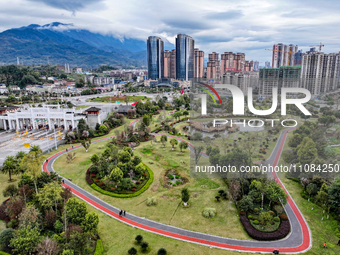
[309,42,324,52]
[265,48,294,66]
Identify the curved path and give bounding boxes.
[43,124,312,254]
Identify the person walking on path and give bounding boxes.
[119,210,122,217]
[324,242,327,248]
[124,210,126,216]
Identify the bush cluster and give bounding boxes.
[89,164,154,198]
[146,197,157,206]
[240,216,290,240]
[202,208,216,218]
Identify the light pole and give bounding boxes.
[53,122,58,150]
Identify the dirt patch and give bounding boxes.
[160,196,178,201]
[151,181,159,192]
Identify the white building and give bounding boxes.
[0,105,87,131]
[0,84,8,94]
[85,76,115,86]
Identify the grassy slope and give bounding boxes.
[54,140,249,240]
[278,131,340,254]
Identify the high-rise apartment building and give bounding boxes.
[265,61,271,68]
[294,50,303,66]
[244,61,254,72]
[301,52,340,95]
[272,43,298,68]
[170,50,176,79]
[259,66,301,96]
[163,50,171,78]
[206,52,221,80]
[175,34,195,81]
[147,36,164,80]
[194,48,204,79]
[222,71,259,94]
[220,52,246,72]
[253,61,260,71]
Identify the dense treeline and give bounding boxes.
[0,65,67,88]
[0,146,100,255]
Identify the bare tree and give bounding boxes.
[66,152,76,163]
[35,237,60,255]
[193,146,204,166]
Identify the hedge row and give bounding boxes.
[0,201,10,224]
[86,168,94,185]
[0,251,11,255]
[89,164,154,198]
[94,239,103,255]
[240,215,290,241]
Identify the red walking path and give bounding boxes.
[43,126,311,254]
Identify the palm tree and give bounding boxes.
[1,156,19,181]
[30,145,42,155]
[15,151,26,160]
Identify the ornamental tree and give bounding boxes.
[170,138,178,150]
[66,197,88,226]
[181,188,190,206]
[81,212,99,235]
[38,181,63,213]
[135,163,146,175]
[109,167,123,183]
[179,141,188,154]
[160,135,167,147]
[10,225,41,255]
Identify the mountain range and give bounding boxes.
[0,22,169,68]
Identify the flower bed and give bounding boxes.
[86,164,154,198]
[240,215,290,241]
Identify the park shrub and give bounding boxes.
[146,197,157,206]
[253,208,259,214]
[273,216,280,222]
[202,208,216,218]
[158,248,167,255]
[86,169,94,185]
[168,174,174,180]
[253,220,259,225]
[239,211,246,216]
[273,205,284,215]
[176,181,181,185]
[0,203,10,223]
[268,210,275,217]
[248,214,253,220]
[0,252,11,255]
[279,214,288,220]
[131,188,136,191]
[240,215,290,240]
[89,164,154,198]
[93,239,103,255]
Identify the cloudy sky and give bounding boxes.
[1,0,340,63]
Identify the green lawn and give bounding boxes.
[76,105,87,110]
[53,139,250,241]
[90,96,147,103]
[87,204,255,255]
[278,131,340,254]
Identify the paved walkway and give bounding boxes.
[43,126,312,254]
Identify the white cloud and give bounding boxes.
[1,0,340,63]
